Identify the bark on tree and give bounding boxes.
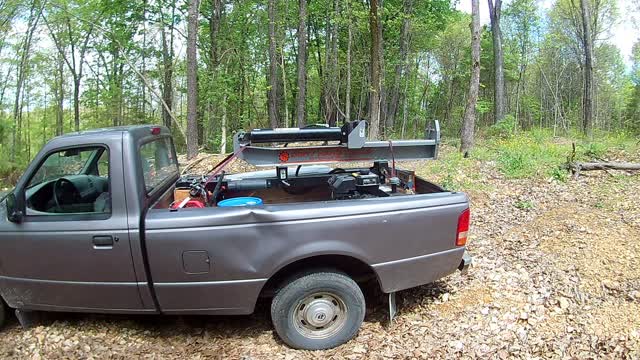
[386,0,413,131]
[488,0,505,123]
[267,0,280,128]
[461,0,481,156]
[295,0,307,127]
[369,0,382,140]
[579,0,594,135]
[186,0,200,160]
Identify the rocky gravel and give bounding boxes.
[1,151,639,359]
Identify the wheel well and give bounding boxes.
[259,255,380,298]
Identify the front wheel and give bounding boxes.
[271,271,366,350]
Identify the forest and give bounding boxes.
[0,0,639,178]
[2,1,640,357]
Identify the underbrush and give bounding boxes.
[473,128,638,180]
[422,128,638,190]
[0,153,22,190]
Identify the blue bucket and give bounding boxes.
[218,197,263,207]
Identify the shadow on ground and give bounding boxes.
[2,281,451,345]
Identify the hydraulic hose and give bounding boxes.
[210,171,226,207]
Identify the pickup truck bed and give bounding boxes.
[145,188,468,314]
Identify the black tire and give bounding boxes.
[0,300,5,329]
[271,271,365,350]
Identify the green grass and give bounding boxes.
[415,128,637,194]
[415,145,494,192]
[515,199,534,210]
[471,128,638,180]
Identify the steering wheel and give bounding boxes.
[53,177,79,212]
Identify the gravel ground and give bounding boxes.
[1,151,639,359]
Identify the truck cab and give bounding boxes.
[0,126,177,312]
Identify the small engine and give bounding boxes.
[328,171,382,199]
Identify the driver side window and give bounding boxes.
[26,146,111,215]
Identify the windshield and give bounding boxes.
[28,148,100,189]
[140,137,178,194]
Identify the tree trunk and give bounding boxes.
[161,29,173,129]
[70,77,81,131]
[186,0,200,159]
[280,51,289,127]
[55,52,64,136]
[267,0,280,128]
[488,0,505,123]
[369,0,382,140]
[321,0,339,126]
[295,0,307,127]
[461,0,481,156]
[210,0,222,69]
[220,92,227,154]
[345,0,352,122]
[330,0,340,126]
[579,0,593,135]
[514,31,528,127]
[386,0,412,131]
[208,0,222,141]
[42,90,47,145]
[160,1,176,130]
[376,0,386,133]
[44,11,94,133]
[141,0,148,120]
[11,1,41,162]
[310,19,324,120]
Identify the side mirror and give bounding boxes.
[6,192,23,223]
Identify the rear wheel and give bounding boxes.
[271,271,365,350]
[0,300,6,329]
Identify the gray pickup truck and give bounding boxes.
[0,124,470,350]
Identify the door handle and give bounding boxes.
[93,235,114,248]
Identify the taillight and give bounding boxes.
[456,208,470,246]
[151,127,162,135]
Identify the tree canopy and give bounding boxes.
[0,0,638,173]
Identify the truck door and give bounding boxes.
[0,139,144,312]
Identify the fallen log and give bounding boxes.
[570,162,640,171]
[568,161,640,178]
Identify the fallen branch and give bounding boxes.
[571,162,640,171]
[569,161,640,178]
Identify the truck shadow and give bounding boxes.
[5,281,451,346]
[360,280,452,327]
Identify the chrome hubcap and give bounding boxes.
[294,292,347,339]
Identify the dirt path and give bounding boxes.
[0,159,638,359]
